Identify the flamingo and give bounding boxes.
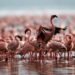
[0,28,10,62]
[37,15,57,43]
[63,34,72,59]
[16,28,35,61]
[46,32,73,60]
[47,39,67,59]
[0,39,8,62]
[33,15,58,60]
[7,35,20,60]
[68,33,75,58]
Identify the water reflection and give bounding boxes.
[0,59,75,75]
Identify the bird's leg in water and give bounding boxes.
[7,51,11,62]
[64,52,66,60]
[39,51,41,60]
[33,51,36,60]
[59,52,62,59]
[44,51,48,60]
[55,51,58,60]
[29,51,32,62]
[53,51,55,59]
[50,49,53,58]
[35,51,38,61]
[70,51,73,59]
[67,51,70,60]
[39,50,43,62]
[5,52,8,62]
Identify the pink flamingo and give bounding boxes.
[34,15,58,60]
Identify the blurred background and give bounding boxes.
[0,0,75,34]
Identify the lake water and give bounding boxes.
[0,58,75,75]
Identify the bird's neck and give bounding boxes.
[50,19,55,33]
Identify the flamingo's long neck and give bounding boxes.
[50,17,55,35]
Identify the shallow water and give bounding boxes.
[0,58,75,75]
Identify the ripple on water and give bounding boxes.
[0,59,75,75]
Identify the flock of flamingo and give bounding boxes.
[0,15,75,62]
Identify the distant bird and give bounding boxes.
[0,39,8,61]
[47,40,67,59]
[7,35,20,59]
[64,34,73,59]
[16,28,35,60]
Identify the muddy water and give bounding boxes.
[0,59,75,75]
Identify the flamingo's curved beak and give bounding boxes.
[51,15,58,20]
